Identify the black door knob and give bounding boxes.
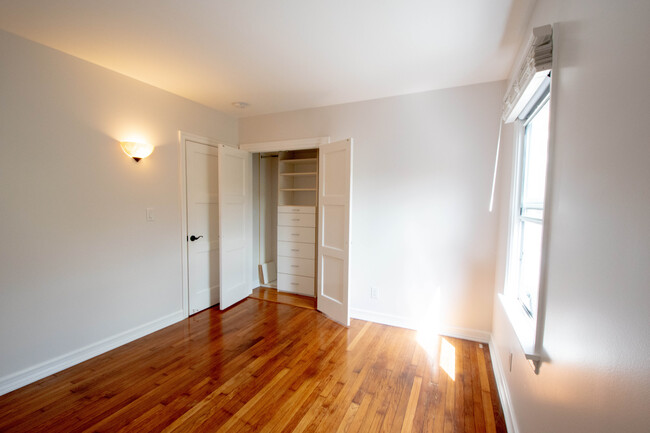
[189,235,203,241]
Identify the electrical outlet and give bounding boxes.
[370,287,379,300]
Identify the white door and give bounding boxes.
[186,140,220,315]
[317,139,352,326]
[219,145,252,309]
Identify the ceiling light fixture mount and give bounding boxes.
[232,101,250,109]
[120,140,154,162]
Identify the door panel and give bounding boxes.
[219,145,252,309]
[321,255,344,301]
[317,139,352,326]
[186,141,220,315]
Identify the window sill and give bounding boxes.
[499,293,542,374]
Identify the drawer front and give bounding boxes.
[278,273,314,296]
[278,257,315,278]
[278,206,316,214]
[278,226,315,243]
[278,213,315,228]
[278,241,315,259]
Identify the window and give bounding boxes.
[502,79,551,370]
[516,96,550,318]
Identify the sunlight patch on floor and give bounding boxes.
[439,337,456,381]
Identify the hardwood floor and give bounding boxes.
[0,299,506,432]
[249,286,317,309]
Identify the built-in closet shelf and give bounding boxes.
[277,148,319,297]
[280,172,318,176]
[280,188,317,192]
[280,158,317,164]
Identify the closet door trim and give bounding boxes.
[239,137,330,153]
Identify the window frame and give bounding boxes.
[517,94,550,318]
[501,79,552,373]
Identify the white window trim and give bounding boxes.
[501,85,555,375]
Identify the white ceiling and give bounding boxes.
[0,0,537,117]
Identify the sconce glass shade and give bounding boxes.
[120,141,154,162]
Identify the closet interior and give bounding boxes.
[256,149,319,298]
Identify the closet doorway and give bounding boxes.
[246,138,352,326]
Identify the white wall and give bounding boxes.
[491,1,650,432]
[0,30,237,391]
[240,81,505,337]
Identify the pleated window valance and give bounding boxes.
[502,25,553,123]
[489,24,553,212]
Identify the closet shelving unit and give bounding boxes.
[278,153,319,205]
[276,149,319,296]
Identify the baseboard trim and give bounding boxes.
[488,336,519,433]
[350,308,417,330]
[349,308,491,343]
[439,325,491,344]
[0,310,185,396]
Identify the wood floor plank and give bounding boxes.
[400,375,422,433]
[477,346,497,433]
[0,299,506,433]
[249,286,316,310]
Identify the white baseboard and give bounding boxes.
[350,307,417,330]
[488,337,518,433]
[350,308,491,343]
[439,326,491,344]
[0,310,185,396]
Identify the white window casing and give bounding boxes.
[498,24,555,375]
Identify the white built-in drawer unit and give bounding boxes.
[278,256,315,278]
[278,213,315,227]
[278,226,315,243]
[277,204,317,296]
[278,241,315,259]
[277,273,314,297]
[278,206,315,214]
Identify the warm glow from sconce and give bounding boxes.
[120,141,154,162]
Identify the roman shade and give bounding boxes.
[489,24,553,212]
[502,25,553,123]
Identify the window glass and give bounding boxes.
[518,221,543,315]
[521,100,550,221]
[516,96,550,318]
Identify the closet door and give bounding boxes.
[219,145,252,309]
[317,139,352,326]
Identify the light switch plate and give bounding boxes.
[146,207,155,222]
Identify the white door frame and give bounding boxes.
[239,136,330,153]
[178,130,235,318]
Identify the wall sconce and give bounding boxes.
[120,141,154,162]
